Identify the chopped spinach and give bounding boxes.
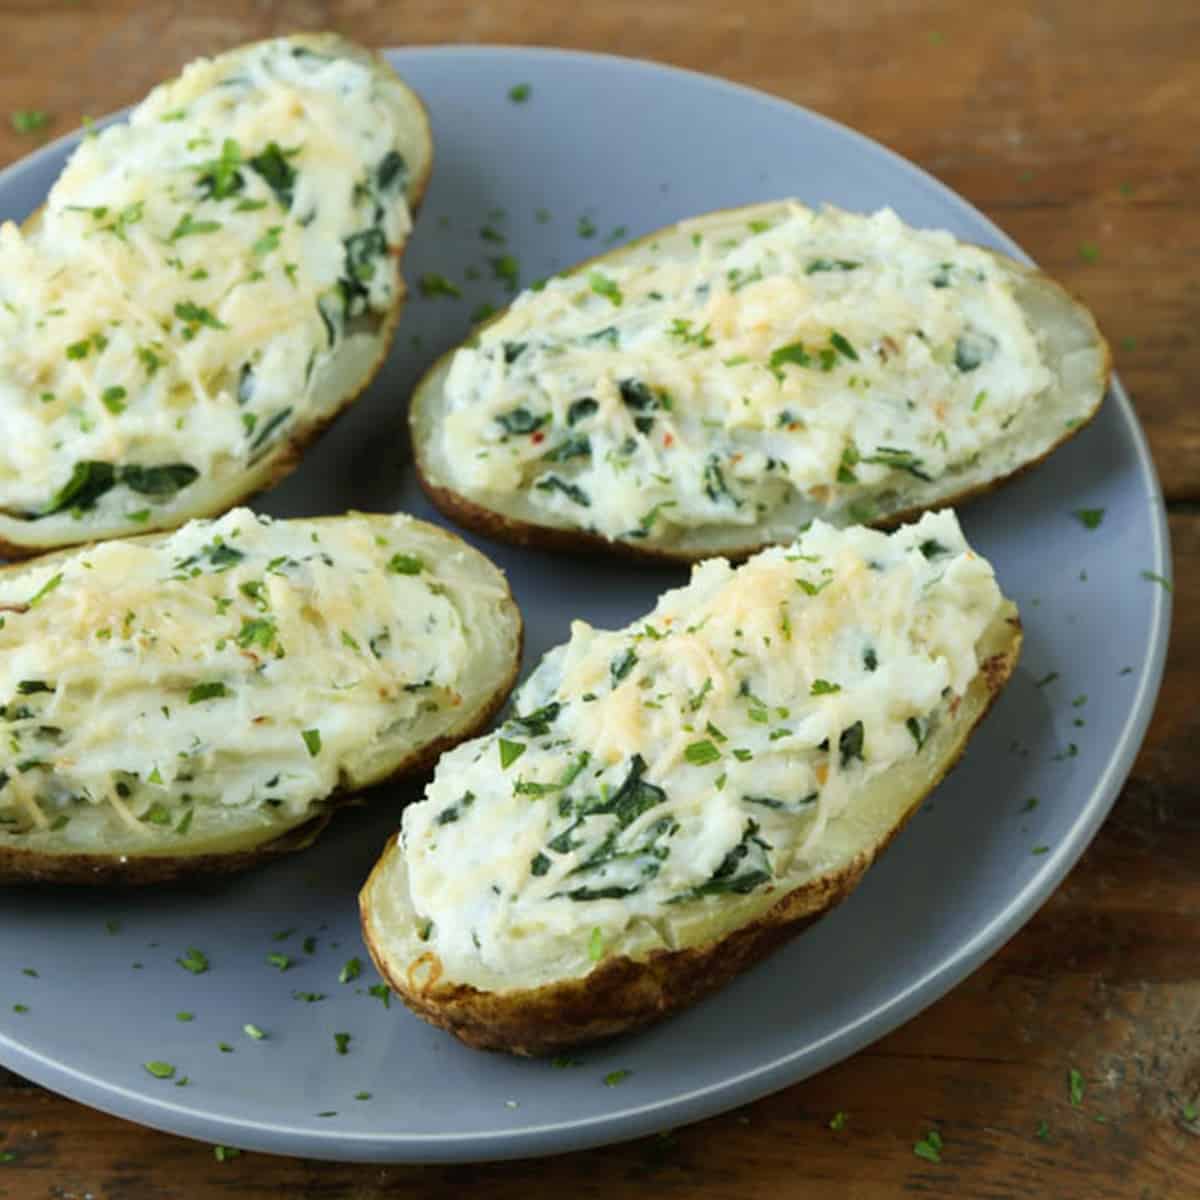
[610,648,638,686]
[567,397,599,426]
[37,461,116,516]
[506,702,561,738]
[344,228,387,283]
[247,408,292,457]
[861,446,932,481]
[703,456,740,506]
[248,142,297,209]
[838,721,865,767]
[375,150,407,193]
[806,258,861,274]
[121,463,199,497]
[495,408,547,436]
[535,475,590,506]
[953,330,997,373]
[542,435,591,463]
[672,820,772,901]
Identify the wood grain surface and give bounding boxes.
[0,2,1196,1196]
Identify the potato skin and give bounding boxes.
[410,212,1110,565]
[0,34,434,560]
[0,514,523,886]
[360,620,1020,1055]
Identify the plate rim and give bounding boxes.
[0,42,1172,1163]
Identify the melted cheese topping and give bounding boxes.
[402,510,1006,977]
[0,509,479,839]
[0,39,412,522]
[435,205,1052,541]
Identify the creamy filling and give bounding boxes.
[402,509,1005,977]
[0,509,474,838]
[436,205,1052,539]
[0,39,412,522]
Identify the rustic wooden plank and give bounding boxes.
[0,2,1194,1196]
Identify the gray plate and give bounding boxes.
[0,47,1170,1163]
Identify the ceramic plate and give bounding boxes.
[0,46,1170,1162]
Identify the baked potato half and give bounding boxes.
[361,510,1020,1054]
[0,509,522,884]
[0,34,432,558]
[410,201,1108,563]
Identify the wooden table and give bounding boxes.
[0,2,1196,1195]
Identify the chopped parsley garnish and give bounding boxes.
[499,738,526,769]
[266,953,292,972]
[588,271,623,306]
[1140,570,1172,592]
[11,109,51,135]
[301,728,322,757]
[243,1023,266,1041]
[338,957,362,984]
[913,1129,943,1163]
[213,1146,241,1162]
[144,1061,176,1080]
[769,341,812,370]
[1078,242,1101,264]
[418,273,462,299]
[101,386,127,414]
[588,927,604,962]
[829,1111,849,1131]
[508,83,532,103]
[603,1070,631,1087]
[668,318,713,347]
[577,216,597,238]
[810,679,841,696]
[236,617,276,651]
[491,255,520,292]
[1068,1068,1086,1106]
[919,539,950,559]
[334,1032,352,1055]
[387,553,424,575]
[1072,508,1105,529]
[177,947,209,974]
[187,682,229,704]
[169,212,222,241]
[196,137,243,199]
[174,300,227,332]
[684,740,721,766]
